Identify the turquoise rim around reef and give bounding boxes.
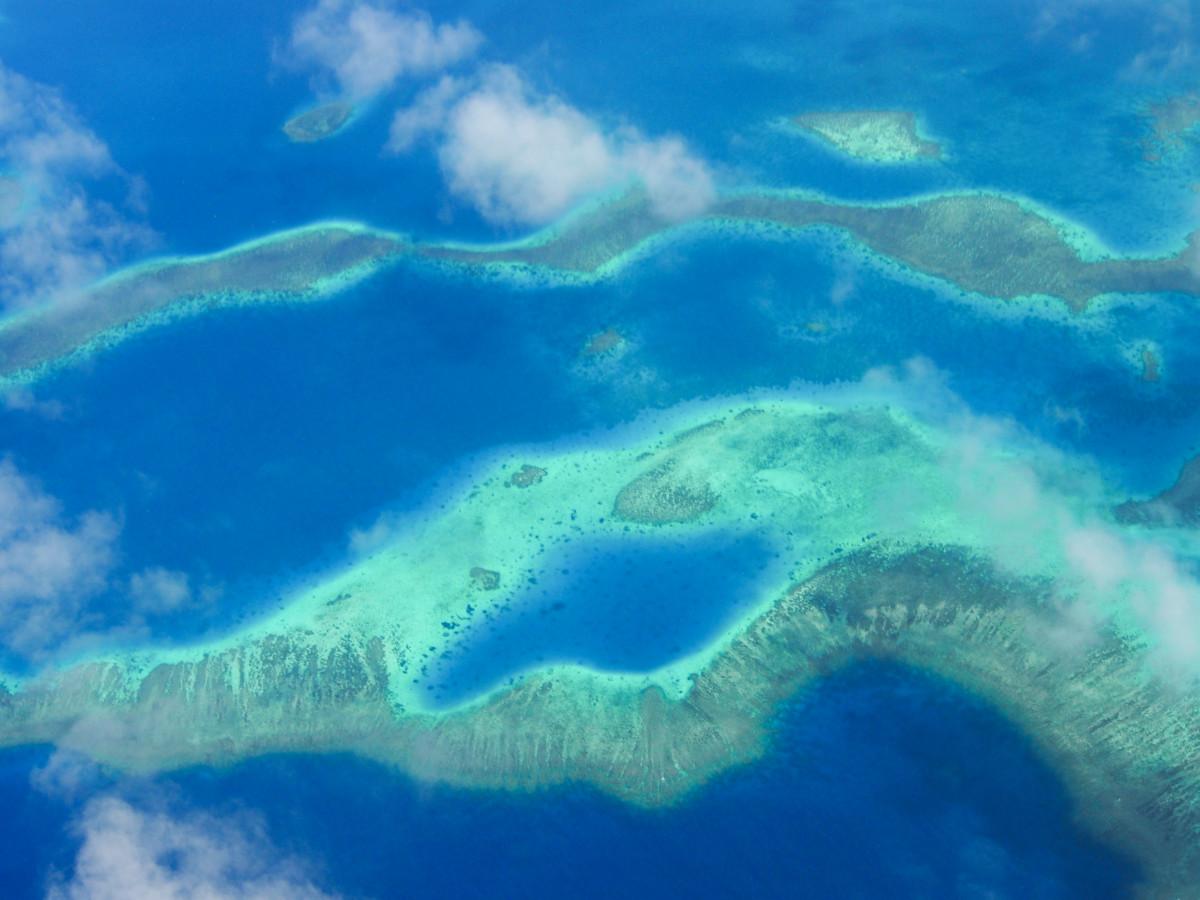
[2,382,1199,897]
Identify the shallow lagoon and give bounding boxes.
[6,229,1199,653]
[425,530,783,707]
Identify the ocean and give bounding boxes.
[0,0,1191,894]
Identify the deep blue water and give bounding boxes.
[0,0,1190,893]
[3,0,1195,251]
[425,530,781,707]
[0,269,599,645]
[4,230,1197,653]
[0,0,1194,643]
[0,663,1139,898]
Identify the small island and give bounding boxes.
[283,101,354,143]
[793,110,943,163]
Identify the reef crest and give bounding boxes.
[1,397,1197,896]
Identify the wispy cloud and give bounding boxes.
[0,459,211,659]
[864,357,1200,682]
[1,386,66,420]
[951,438,1200,682]
[386,73,464,152]
[388,65,715,225]
[127,566,192,615]
[48,794,338,900]
[1061,526,1200,674]
[284,0,482,100]
[0,62,151,312]
[0,459,119,655]
[1031,0,1195,77]
[348,511,397,555]
[30,744,106,805]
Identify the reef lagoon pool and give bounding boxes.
[424,530,784,708]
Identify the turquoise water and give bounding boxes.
[6,232,1194,657]
[0,0,1194,894]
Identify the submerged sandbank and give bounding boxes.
[791,110,943,163]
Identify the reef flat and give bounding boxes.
[0,223,407,384]
[426,190,1200,311]
[6,186,1200,384]
[792,110,943,163]
[0,396,1197,896]
[283,101,355,143]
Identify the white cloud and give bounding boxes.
[1062,527,1200,675]
[1031,0,1194,77]
[435,67,618,224]
[861,357,1200,681]
[286,0,482,100]
[829,261,857,306]
[127,567,192,615]
[621,135,716,222]
[348,511,397,555]
[386,74,464,153]
[30,747,105,804]
[970,465,1200,683]
[946,429,1200,681]
[946,438,1200,680]
[0,62,151,312]
[861,355,965,422]
[389,65,715,225]
[0,459,213,657]
[0,459,119,655]
[2,386,65,419]
[49,795,337,900]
